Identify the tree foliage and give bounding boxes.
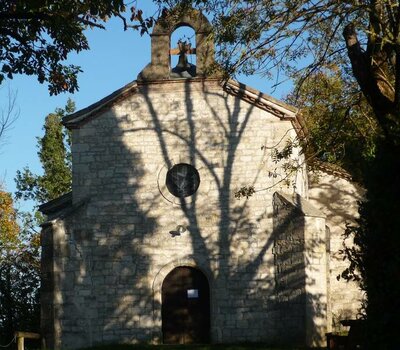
[339,140,400,347]
[0,189,40,344]
[0,0,132,94]
[0,190,19,247]
[286,66,378,181]
[2,99,75,344]
[15,99,74,204]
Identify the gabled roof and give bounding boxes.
[62,78,298,129]
[38,192,72,215]
[39,191,90,225]
[274,192,326,218]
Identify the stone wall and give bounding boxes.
[41,222,56,350]
[41,219,69,350]
[273,193,307,345]
[46,79,308,349]
[273,192,328,347]
[308,171,364,331]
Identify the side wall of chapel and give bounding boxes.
[308,171,364,331]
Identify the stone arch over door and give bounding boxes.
[162,266,210,344]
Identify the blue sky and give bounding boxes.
[0,3,292,212]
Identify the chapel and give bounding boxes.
[39,7,362,349]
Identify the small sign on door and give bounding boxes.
[187,289,199,298]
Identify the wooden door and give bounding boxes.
[162,266,210,344]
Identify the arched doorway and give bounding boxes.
[162,266,210,344]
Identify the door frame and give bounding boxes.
[161,266,211,344]
[152,260,213,343]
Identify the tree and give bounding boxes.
[286,66,378,182]
[141,1,400,348]
[0,188,40,345]
[0,86,19,148]
[0,0,153,95]
[15,99,74,204]
[0,100,74,344]
[0,189,19,249]
[3,99,75,344]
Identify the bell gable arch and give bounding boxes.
[138,7,215,80]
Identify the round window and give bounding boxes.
[166,163,200,198]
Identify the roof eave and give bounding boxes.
[224,79,298,119]
[62,80,138,129]
[38,192,73,215]
[62,77,300,129]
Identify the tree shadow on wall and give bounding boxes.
[308,178,365,332]
[120,79,328,347]
[52,125,160,348]
[50,76,336,349]
[272,192,328,346]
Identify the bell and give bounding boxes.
[174,52,190,72]
[171,40,196,77]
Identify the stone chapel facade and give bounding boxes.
[39,8,363,350]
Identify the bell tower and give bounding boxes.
[137,7,215,81]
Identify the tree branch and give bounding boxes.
[343,23,394,123]
[0,86,19,147]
